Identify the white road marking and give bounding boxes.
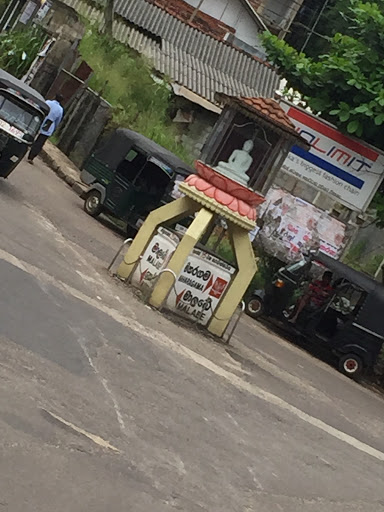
[248,466,264,490]
[1,248,384,463]
[69,327,128,436]
[42,409,120,453]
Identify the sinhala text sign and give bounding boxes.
[281,101,384,212]
[131,227,179,289]
[167,249,235,326]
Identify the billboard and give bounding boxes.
[258,188,347,262]
[281,101,384,212]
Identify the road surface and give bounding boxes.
[0,158,383,511]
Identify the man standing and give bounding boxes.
[27,93,64,164]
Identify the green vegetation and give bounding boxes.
[343,240,384,276]
[0,26,44,78]
[262,0,384,227]
[287,0,365,58]
[261,1,384,149]
[79,29,192,163]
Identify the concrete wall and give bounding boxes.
[29,1,85,96]
[173,104,218,160]
[183,0,262,47]
[39,0,84,41]
[57,88,111,168]
[273,169,335,210]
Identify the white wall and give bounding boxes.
[184,0,262,48]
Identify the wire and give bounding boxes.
[257,0,333,29]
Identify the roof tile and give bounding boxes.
[239,96,296,131]
[146,0,234,41]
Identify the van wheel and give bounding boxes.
[338,354,363,379]
[84,190,103,217]
[245,296,264,319]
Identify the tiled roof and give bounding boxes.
[216,94,302,137]
[63,0,281,106]
[240,97,296,131]
[146,0,235,41]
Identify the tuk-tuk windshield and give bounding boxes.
[0,92,44,138]
[285,259,307,274]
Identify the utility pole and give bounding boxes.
[189,0,204,23]
[102,0,114,36]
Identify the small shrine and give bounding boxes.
[116,95,309,337]
[200,94,310,193]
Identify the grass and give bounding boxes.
[79,29,192,164]
[343,241,384,277]
[0,26,45,79]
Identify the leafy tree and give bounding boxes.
[287,0,355,57]
[262,0,384,149]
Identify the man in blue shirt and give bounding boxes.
[27,93,64,163]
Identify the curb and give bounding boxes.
[40,142,89,199]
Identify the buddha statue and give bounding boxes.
[215,140,254,186]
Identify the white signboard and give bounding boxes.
[259,187,346,261]
[131,227,179,289]
[281,101,384,212]
[19,0,37,24]
[167,248,235,326]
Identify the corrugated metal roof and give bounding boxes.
[63,0,280,106]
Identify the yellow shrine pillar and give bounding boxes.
[117,161,263,338]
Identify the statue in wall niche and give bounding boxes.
[215,139,254,186]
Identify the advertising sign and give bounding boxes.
[131,227,179,289]
[258,187,346,261]
[281,101,384,212]
[167,249,236,326]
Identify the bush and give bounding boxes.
[79,29,192,163]
[343,241,384,277]
[0,26,44,78]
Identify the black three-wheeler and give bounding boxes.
[246,251,384,378]
[81,128,193,237]
[0,69,49,178]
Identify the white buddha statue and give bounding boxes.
[215,140,254,186]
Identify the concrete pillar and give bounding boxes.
[116,197,199,280]
[149,208,214,309]
[208,223,257,337]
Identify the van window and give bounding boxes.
[125,149,138,162]
[330,283,367,316]
[115,149,146,181]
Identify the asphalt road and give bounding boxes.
[0,158,383,511]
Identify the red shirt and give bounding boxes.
[308,280,333,307]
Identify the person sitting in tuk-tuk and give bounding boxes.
[288,271,334,324]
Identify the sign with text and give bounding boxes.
[281,102,384,212]
[258,188,346,261]
[131,227,179,289]
[167,249,235,326]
